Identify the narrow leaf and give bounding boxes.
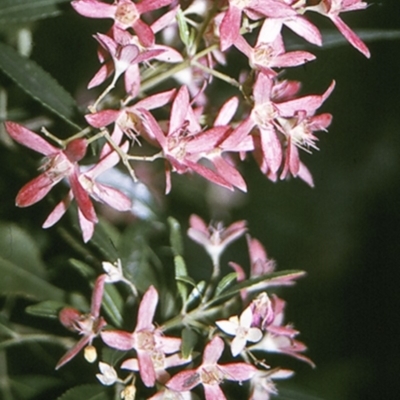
[186,280,206,307]
[176,8,191,48]
[174,255,188,303]
[56,384,109,400]
[25,300,66,319]
[168,216,183,256]
[0,41,79,128]
[102,283,124,328]
[181,327,198,359]
[215,272,238,296]
[0,256,65,301]
[0,0,71,23]
[208,270,306,306]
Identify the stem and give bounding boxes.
[191,60,241,88]
[126,151,163,162]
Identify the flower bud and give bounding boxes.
[250,292,274,331]
[121,384,136,400]
[84,345,97,363]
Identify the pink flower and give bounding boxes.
[249,295,315,367]
[307,0,370,57]
[89,31,165,97]
[166,336,257,400]
[140,86,237,193]
[121,351,192,385]
[85,88,176,155]
[258,3,322,46]
[219,0,296,51]
[216,306,263,356]
[56,275,107,369]
[234,29,316,77]
[187,214,247,267]
[101,285,182,387]
[4,121,97,225]
[71,0,175,47]
[229,235,304,299]
[42,143,132,242]
[233,73,334,180]
[249,368,294,400]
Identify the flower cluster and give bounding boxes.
[4,0,369,241]
[2,0,371,398]
[56,216,311,400]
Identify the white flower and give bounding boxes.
[102,259,124,283]
[216,306,262,356]
[96,362,118,386]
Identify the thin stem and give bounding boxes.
[126,151,163,162]
[90,76,118,112]
[191,60,241,88]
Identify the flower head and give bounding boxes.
[56,275,107,369]
[101,285,181,387]
[166,336,257,400]
[4,122,97,225]
[216,306,263,356]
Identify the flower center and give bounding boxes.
[136,331,156,351]
[251,103,276,128]
[115,2,139,27]
[252,44,274,68]
[200,366,223,385]
[42,153,74,183]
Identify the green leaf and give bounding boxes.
[0,255,64,301]
[86,217,120,263]
[9,374,63,400]
[118,221,160,293]
[215,272,238,296]
[175,275,197,288]
[0,41,79,128]
[25,300,66,319]
[174,255,188,303]
[0,0,71,23]
[208,270,306,306]
[181,326,198,359]
[102,283,124,328]
[176,8,192,49]
[168,216,183,256]
[57,384,110,400]
[69,258,95,279]
[0,222,47,278]
[186,280,206,306]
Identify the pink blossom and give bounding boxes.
[188,214,247,267]
[56,275,107,369]
[249,295,315,367]
[233,73,334,181]
[101,285,182,387]
[85,88,176,156]
[71,0,175,47]
[249,368,294,400]
[4,122,97,225]
[307,0,370,57]
[89,31,165,97]
[258,3,322,46]
[234,29,316,77]
[140,86,239,193]
[121,351,192,385]
[42,143,132,242]
[219,0,296,51]
[229,235,304,299]
[166,336,257,400]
